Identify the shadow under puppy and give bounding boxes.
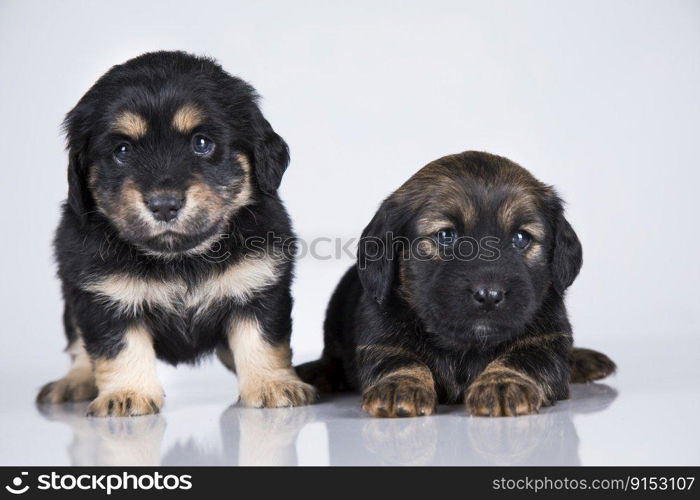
[37,51,316,416]
[298,151,615,417]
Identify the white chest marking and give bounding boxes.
[83,255,280,316]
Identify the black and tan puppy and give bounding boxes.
[298,151,615,417]
[38,51,317,416]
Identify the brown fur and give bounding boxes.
[465,362,545,417]
[498,189,540,229]
[361,366,437,418]
[297,151,615,419]
[172,103,205,133]
[225,316,317,408]
[112,111,148,139]
[570,348,617,383]
[87,325,164,417]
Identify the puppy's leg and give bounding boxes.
[226,315,317,408]
[38,304,98,404]
[37,338,98,404]
[465,333,571,417]
[216,343,236,372]
[87,324,164,417]
[570,347,616,383]
[295,356,348,393]
[358,344,437,418]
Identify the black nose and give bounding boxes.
[147,195,183,222]
[472,286,506,309]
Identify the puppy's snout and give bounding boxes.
[471,286,506,310]
[147,194,183,222]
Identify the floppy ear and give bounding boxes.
[66,149,92,224]
[357,200,400,305]
[250,109,290,194]
[551,212,583,295]
[63,102,95,224]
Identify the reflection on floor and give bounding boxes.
[36,384,617,466]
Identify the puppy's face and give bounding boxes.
[64,52,290,256]
[358,152,582,345]
[88,102,252,255]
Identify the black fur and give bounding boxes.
[298,151,615,417]
[40,51,313,413]
[57,51,293,362]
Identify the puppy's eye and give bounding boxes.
[435,228,457,246]
[192,134,214,155]
[512,230,532,250]
[113,143,130,164]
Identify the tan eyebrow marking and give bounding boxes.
[520,221,546,240]
[416,216,453,235]
[518,222,546,264]
[498,190,538,229]
[112,111,148,139]
[172,104,204,133]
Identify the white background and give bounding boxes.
[0,0,698,466]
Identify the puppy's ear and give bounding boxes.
[250,109,290,194]
[357,200,401,305]
[551,212,583,295]
[63,100,95,224]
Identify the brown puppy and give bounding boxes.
[298,151,615,417]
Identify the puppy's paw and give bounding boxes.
[465,371,544,417]
[37,376,98,404]
[87,390,163,417]
[362,378,437,418]
[570,347,616,383]
[239,376,318,408]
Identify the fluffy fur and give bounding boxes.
[38,51,316,416]
[297,151,615,417]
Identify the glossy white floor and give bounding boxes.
[2,248,700,467]
[2,333,699,466]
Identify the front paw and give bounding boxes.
[362,379,437,418]
[87,390,163,417]
[465,371,544,417]
[239,376,318,408]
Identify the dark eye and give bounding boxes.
[192,134,214,155]
[512,230,532,250]
[435,228,457,246]
[113,143,130,164]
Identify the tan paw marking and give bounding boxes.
[87,390,163,418]
[228,315,318,408]
[239,378,318,408]
[465,370,544,417]
[362,376,437,418]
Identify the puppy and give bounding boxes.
[297,151,615,417]
[37,51,317,416]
